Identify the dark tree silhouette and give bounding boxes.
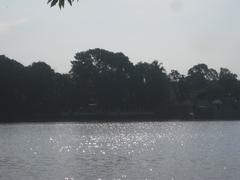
[70,48,134,111]
[25,62,56,113]
[133,61,170,110]
[219,68,239,98]
[0,55,27,117]
[1,50,240,121]
[169,70,183,82]
[186,64,218,99]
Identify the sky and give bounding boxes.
[0,0,240,75]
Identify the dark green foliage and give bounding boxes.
[47,0,78,8]
[1,50,240,120]
[25,62,55,113]
[70,49,135,110]
[0,55,26,116]
[133,61,170,110]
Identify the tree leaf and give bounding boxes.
[51,0,59,7]
[68,0,72,6]
[59,0,65,8]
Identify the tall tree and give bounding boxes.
[26,62,55,113]
[70,48,134,110]
[133,61,170,110]
[0,55,26,116]
[219,68,238,97]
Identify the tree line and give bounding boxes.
[1,48,240,120]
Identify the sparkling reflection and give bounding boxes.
[0,121,240,180]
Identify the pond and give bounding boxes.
[0,121,240,180]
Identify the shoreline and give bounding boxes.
[1,113,240,124]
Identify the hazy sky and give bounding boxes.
[0,0,240,75]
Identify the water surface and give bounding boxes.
[0,121,240,180]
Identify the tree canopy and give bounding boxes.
[1,49,240,120]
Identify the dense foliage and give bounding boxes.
[1,49,240,120]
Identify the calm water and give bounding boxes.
[0,121,240,180]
